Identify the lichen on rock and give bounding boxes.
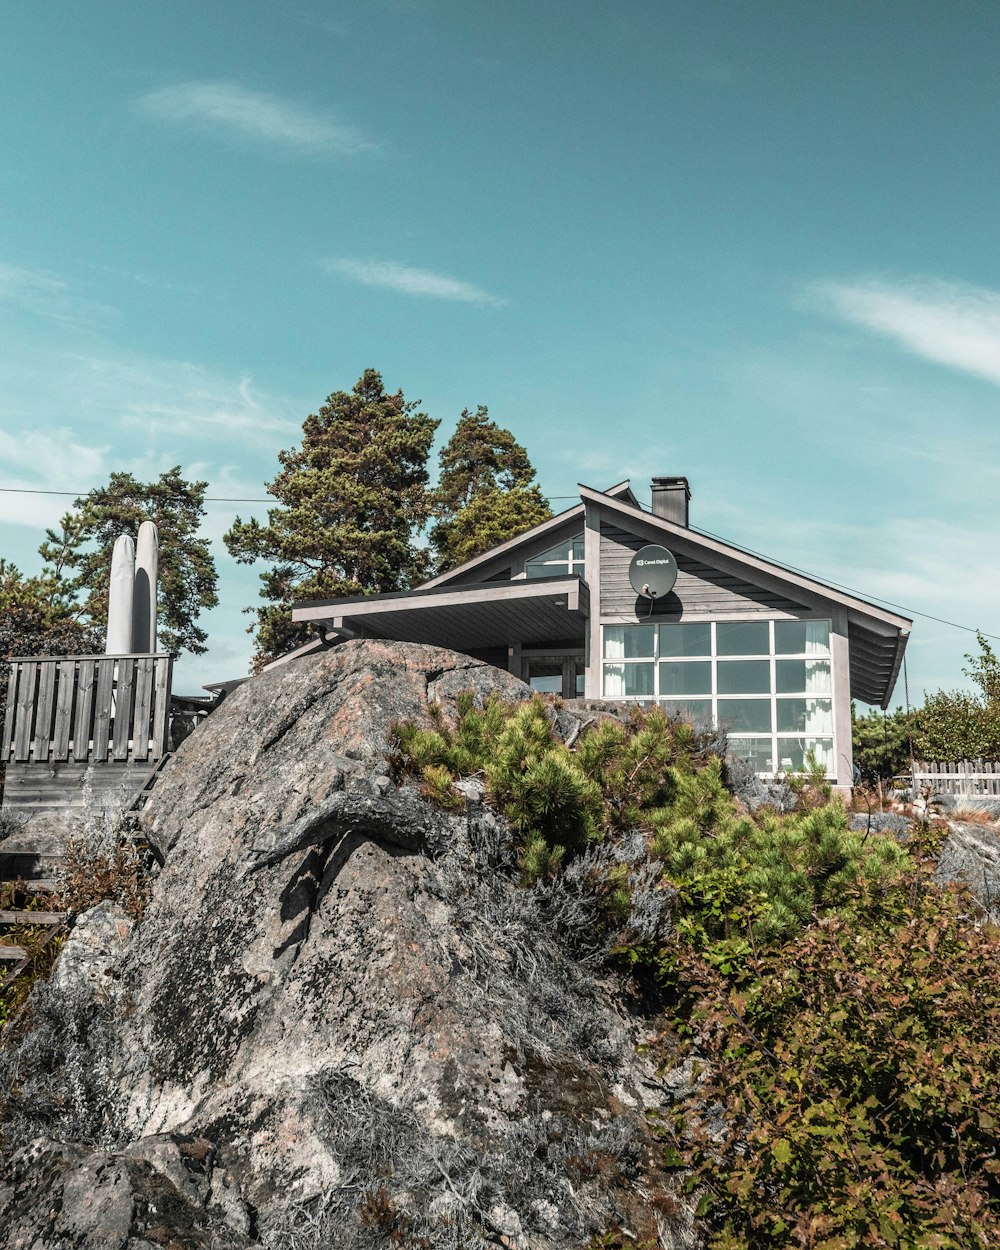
[0,640,693,1249]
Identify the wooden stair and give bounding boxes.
[0,752,174,1000]
[0,894,67,992]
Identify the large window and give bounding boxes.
[525,534,585,579]
[602,619,834,775]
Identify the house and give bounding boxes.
[287,477,911,788]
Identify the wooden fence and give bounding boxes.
[912,760,1000,797]
[2,654,172,767]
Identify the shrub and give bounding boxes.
[666,853,1000,1248]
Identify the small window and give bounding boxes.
[717,659,770,694]
[776,698,833,735]
[659,622,711,657]
[604,625,656,659]
[775,659,831,694]
[776,737,834,773]
[659,660,712,696]
[717,698,773,733]
[604,662,655,698]
[661,698,713,724]
[775,620,830,656]
[728,737,775,772]
[716,621,769,656]
[525,534,585,579]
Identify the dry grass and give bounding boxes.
[949,806,1000,827]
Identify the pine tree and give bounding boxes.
[37,467,218,656]
[430,406,551,571]
[225,369,439,667]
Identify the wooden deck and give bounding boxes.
[1,653,172,816]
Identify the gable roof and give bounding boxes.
[418,479,638,590]
[578,484,910,708]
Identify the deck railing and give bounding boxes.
[1,654,172,766]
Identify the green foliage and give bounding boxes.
[397,697,903,927]
[914,688,1000,762]
[38,466,218,656]
[668,852,1000,1249]
[430,405,553,572]
[225,369,439,666]
[852,704,915,784]
[652,767,907,958]
[399,689,993,1243]
[908,633,1000,762]
[964,630,1000,704]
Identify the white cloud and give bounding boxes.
[137,81,374,156]
[0,262,113,328]
[324,258,504,306]
[64,354,302,445]
[815,277,1000,388]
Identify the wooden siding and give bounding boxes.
[2,761,141,816]
[2,654,172,768]
[599,524,807,618]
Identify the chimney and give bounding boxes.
[651,476,690,527]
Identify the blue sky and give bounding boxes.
[2,1,999,703]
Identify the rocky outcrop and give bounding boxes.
[938,819,1000,920]
[0,641,691,1249]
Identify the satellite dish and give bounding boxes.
[629,544,678,599]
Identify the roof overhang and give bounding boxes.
[292,576,589,653]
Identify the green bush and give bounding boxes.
[667,848,1000,1249]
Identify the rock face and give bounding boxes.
[0,641,690,1249]
[937,819,1000,920]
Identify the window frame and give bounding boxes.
[523,532,586,580]
[601,618,836,777]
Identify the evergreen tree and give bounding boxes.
[38,467,218,656]
[430,405,551,571]
[225,369,438,667]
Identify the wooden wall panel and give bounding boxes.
[599,524,805,618]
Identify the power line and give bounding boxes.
[690,523,1000,644]
[1,482,994,643]
[0,485,583,504]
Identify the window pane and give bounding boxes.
[571,539,585,561]
[717,659,770,694]
[775,619,830,655]
[529,674,562,693]
[624,663,655,696]
[604,625,655,658]
[659,622,711,657]
[776,659,831,694]
[528,660,562,694]
[659,660,712,696]
[718,698,772,733]
[775,737,834,774]
[776,697,832,734]
[526,560,569,579]
[716,621,769,656]
[728,737,775,772]
[603,663,654,698]
[661,698,713,724]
